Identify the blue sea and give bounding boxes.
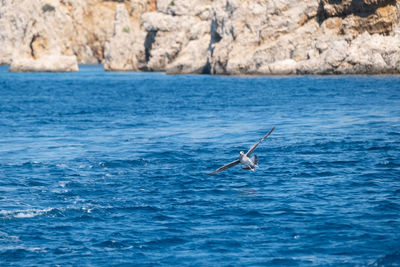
[0,65,399,266]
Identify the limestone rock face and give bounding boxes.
[207,0,400,75]
[209,0,320,75]
[166,34,211,74]
[9,55,78,72]
[140,1,213,73]
[104,4,136,71]
[0,0,153,66]
[1,0,400,74]
[2,0,79,72]
[319,0,399,36]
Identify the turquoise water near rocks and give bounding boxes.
[0,65,399,265]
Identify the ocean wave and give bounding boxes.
[0,246,48,255]
[369,251,400,266]
[0,208,55,219]
[4,161,42,168]
[1,68,400,265]
[95,240,130,249]
[146,237,186,246]
[97,159,149,168]
[0,232,19,242]
[0,203,164,220]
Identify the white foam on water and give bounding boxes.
[0,208,54,219]
[7,160,41,166]
[0,231,20,241]
[58,181,70,188]
[56,163,68,168]
[50,189,69,193]
[0,245,48,253]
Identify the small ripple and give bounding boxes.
[153,214,173,221]
[293,172,314,178]
[311,140,365,150]
[375,161,400,168]
[26,180,48,187]
[369,251,400,266]
[302,160,359,167]
[202,239,242,249]
[0,232,19,242]
[0,246,48,258]
[116,205,161,212]
[367,146,392,151]
[95,240,129,249]
[5,161,42,168]
[243,210,265,217]
[316,171,335,177]
[146,237,186,247]
[373,200,400,212]
[268,257,302,265]
[97,159,148,168]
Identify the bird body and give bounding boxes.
[239,152,258,171]
[208,126,275,175]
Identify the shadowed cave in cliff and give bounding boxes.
[144,30,157,69]
[319,0,397,18]
[317,0,398,35]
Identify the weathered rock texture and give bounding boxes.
[9,55,78,72]
[104,4,136,71]
[0,0,154,71]
[1,0,400,74]
[141,0,213,73]
[208,0,400,74]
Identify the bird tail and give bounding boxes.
[253,155,258,167]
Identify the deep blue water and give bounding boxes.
[0,65,399,266]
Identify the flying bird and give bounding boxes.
[208,126,275,175]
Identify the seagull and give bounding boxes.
[208,126,275,175]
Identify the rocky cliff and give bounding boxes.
[208,0,400,74]
[1,0,400,74]
[0,0,154,71]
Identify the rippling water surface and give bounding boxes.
[0,66,399,266]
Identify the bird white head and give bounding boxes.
[240,151,244,156]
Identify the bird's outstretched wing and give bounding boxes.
[245,126,275,157]
[208,159,240,175]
